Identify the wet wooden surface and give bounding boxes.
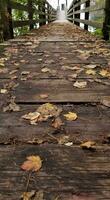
[0,22,110,200]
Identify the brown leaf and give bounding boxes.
[34,190,44,200]
[58,135,70,145]
[22,112,40,122]
[37,103,62,119]
[21,155,42,172]
[52,117,64,129]
[21,190,36,200]
[100,96,110,107]
[80,141,96,149]
[22,103,62,124]
[3,97,20,112]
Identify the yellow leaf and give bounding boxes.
[99,69,110,77]
[64,112,77,121]
[80,141,96,149]
[21,155,42,172]
[86,69,96,75]
[21,190,36,200]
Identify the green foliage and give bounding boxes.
[93,28,103,37]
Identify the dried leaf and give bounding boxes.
[22,103,62,124]
[73,81,87,88]
[0,68,8,74]
[52,117,64,129]
[34,190,44,200]
[99,69,110,77]
[80,141,96,149]
[21,155,42,172]
[9,70,18,75]
[64,142,73,146]
[37,103,62,118]
[58,135,70,145]
[21,190,36,200]
[0,89,8,94]
[86,69,96,75]
[40,94,48,99]
[22,112,40,121]
[21,71,30,75]
[3,97,20,112]
[41,67,50,73]
[101,96,110,107]
[84,64,97,69]
[64,112,77,121]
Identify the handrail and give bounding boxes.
[67,0,110,40]
[0,0,56,41]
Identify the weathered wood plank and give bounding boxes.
[0,145,110,199]
[12,79,110,103]
[0,104,110,144]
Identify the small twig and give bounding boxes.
[26,171,32,192]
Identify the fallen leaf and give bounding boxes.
[11,75,17,80]
[52,117,64,129]
[22,103,62,124]
[0,68,8,73]
[22,112,40,124]
[68,74,78,80]
[64,112,77,121]
[86,69,96,75]
[99,69,110,77]
[64,142,73,146]
[9,70,18,75]
[100,96,110,107]
[0,89,8,94]
[80,141,96,149]
[40,94,48,99]
[38,58,42,61]
[21,77,27,81]
[21,155,42,172]
[34,190,44,200]
[3,97,20,112]
[84,64,97,69]
[58,135,70,145]
[21,190,36,200]
[73,81,87,88]
[41,67,50,73]
[37,103,62,119]
[21,71,30,75]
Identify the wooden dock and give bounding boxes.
[0,21,110,200]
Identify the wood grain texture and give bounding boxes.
[0,22,110,199]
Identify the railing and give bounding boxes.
[0,0,56,41]
[67,0,110,40]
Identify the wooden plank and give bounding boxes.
[0,145,110,199]
[12,79,110,103]
[0,104,110,144]
[73,19,103,29]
